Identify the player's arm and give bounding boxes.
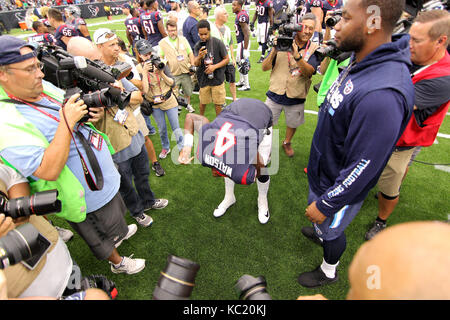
[268,7,274,26]
[240,21,250,50]
[79,24,90,38]
[311,6,323,33]
[157,19,168,37]
[178,113,210,164]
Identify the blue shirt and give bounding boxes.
[183,16,200,50]
[0,83,121,213]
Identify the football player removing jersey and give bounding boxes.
[178,98,274,224]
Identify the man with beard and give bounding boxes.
[297,0,414,288]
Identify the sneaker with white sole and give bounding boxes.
[110,255,145,275]
[238,86,250,91]
[55,226,74,242]
[146,198,169,210]
[159,148,171,159]
[213,197,236,218]
[115,224,138,247]
[134,213,153,227]
[186,104,195,113]
[152,161,165,177]
[257,196,270,224]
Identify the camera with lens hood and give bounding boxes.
[36,44,134,123]
[325,9,342,28]
[272,5,304,52]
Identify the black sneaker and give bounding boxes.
[297,266,338,288]
[152,161,165,177]
[301,226,323,247]
[365,220,386,241]
[257,56,265,63]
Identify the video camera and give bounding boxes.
[272,5,304,51]
[36,44,133,123]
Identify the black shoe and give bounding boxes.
[301,226,323,247]
[257,56,265,63]
[365,220,386,241]
[297,266,338,288]
[152,161,165,177]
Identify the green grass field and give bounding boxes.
[9,5,450,300]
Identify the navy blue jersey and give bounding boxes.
[305,0,343,28]
[198,99,273,185]
[255,0,273,23]
[28,33,55,46]
[235,10,250,44]
[66,17,91,40]
[125,17,143,44]
[54,24,79,50]
[139,11,164,46]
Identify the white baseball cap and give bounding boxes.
[93,28,117,45]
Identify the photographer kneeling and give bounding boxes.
[135,39,184,159]
[261,13,321,158]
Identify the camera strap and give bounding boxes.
[1,96,104,191]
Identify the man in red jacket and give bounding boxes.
[366,9,450,240]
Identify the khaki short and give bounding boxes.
[377,147,417,197]
[174,73,193,96]
[199,83,226,105]
[265,97,305,128]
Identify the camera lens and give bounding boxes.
[235,275,272,300]
[0,223,41,269]
[326,15,341,28]
[82,89,110,109]
[3,190,61,219]
[153,255,200,300]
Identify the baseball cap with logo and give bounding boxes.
[93,28,117,45]
[135,39,154,55]
[0,35,37,66]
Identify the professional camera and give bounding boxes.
[273,5,303,51]
[235,274,272,300]
[153,254,200,300]
[36,44,133,123]
[325,9,342,28]
[189,65,198,73]
[140,98,154,116]
[0,223,41,269]
[0,189,61,219]
[146,55,165,70]
[315,40,352,63]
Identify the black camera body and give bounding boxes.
[325,9,342,28]
[315,40,352,63]
[37,44,133,122]
[148,55,165,70]
[273,6,303,52]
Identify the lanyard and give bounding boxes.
[6,93,104,191]
[146,69,163,95]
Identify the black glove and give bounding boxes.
[268,26,273,35]
[250,22,255,32]
[81,274,118,299]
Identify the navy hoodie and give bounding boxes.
[307,34,415,218]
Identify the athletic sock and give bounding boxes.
[320,258,339,279]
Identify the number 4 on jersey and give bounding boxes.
[213,122,236,157]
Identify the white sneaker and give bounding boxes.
[213,197,236,218]
[110,254,145,275]
[238,86,250,91]
[186,104,195,113]
[115,224,138,248]
[134,213,154,227]
[257,196,270,224]
[55,226,74,242]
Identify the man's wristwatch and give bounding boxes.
[294,54,302,61]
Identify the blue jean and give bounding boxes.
[143,114,156,133]
[152,107,184,151]
[117,144,155,217]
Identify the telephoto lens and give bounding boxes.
[0,223,41,269]
[235,275,272,300]
[152,255,200,300]
[1,189,61,219]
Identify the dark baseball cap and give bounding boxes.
[0,35,37,66]
[135,39,154,55]
[122,3,132,9]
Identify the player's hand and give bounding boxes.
[61,93,88,129]
[0,214,15,238]
[250,22,254,32]
[305,201,327,224]
[178,146,194,164]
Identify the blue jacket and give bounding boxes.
[307,34,415,217]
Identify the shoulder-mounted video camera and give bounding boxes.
[36,44,134,123]
[272,5,303,51]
